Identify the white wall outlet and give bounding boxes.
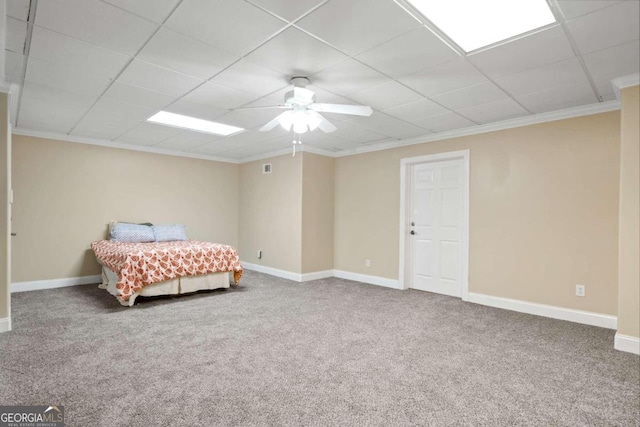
[576,284,585,297]
[257,250,262,259]
[365,259,371,267]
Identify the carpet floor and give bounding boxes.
[1,270,638,426]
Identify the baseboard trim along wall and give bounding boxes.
[333,270,402,290]
[0,317,11,333]
[300,270,335,282]
[11,275,102,293]
[8,270,623,334]
[242,263,304,282]
[467,292,618,330]
[614,333,640,355]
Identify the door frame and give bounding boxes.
[398,150,470,300]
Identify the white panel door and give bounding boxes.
[409,159,463,297]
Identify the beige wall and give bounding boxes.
[239,153,302,273]
[11,135,239,284]
[335,112,621,315]
[617,85,640,337]
[0,92,10,321]
[301,152,334,274]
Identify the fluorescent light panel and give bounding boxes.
[147,111,243,136]
[407,0,556,52]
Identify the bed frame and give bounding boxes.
[100,266,233,306]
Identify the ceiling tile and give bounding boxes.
[4,50,25,83]
[566,1,639,55]
[495,58,589,96]
[430,82,508,111]
[245,27,348,76]
[25,56,112,96]
[209,60,289,97]
[116,122,184,146]
[71,119,127,140]
[81,98,156,129]
[21,81,97,110]
[330,121,388,143]
[117,59,204,97]
[102,0,181,23]
[154,131,221,151]
[556,1,622,20]
[457,98,529,124]
[6,17,27,54]
[137,27,239,80]
[349,81,422,110]
[346,112,428,139]
[35,0,157,56]
[356,27,459,78]
[165,0,286,57]
[398,57,488,97]
[163,99,229,121]
[412,112,476,133]
[18,95,87,133]
[582,40,640,79]
[296,0,421,55]
[310,59,388,96]
[7,0,30,21]
[102,82,175,110]
[515,82,598,114]
[181,81,256,109]
[29,26,131,80]
[214,108,281,130]
[246,0,326,22]
[383,98,449,121]
[468,26,575,79]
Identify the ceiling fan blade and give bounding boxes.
[293,87,315,104]
[259,114,285,132]
[316,114,337,133]
[231,105,288,111]
[310,103,373,116]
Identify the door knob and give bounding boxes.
[10,233,16,236]
[410,230,416,235]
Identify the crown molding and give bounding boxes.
[11,99,623,164]
[332,100,621,158]
[12,127,242,164]
[612,73,640,100]
[236,144,335,163]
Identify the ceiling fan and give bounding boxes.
[249,77,373,135]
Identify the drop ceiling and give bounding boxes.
[3,0,639,162]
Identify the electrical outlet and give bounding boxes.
[365,259,371,267]
[576,284,585,297]
[257,250,262,259]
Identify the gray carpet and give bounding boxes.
[0,270,638,426]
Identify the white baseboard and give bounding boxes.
[614,333,640,355]
[333,270,402,290]
[242,263,400,288]
[242,263,303,282]
[467,292,617,329]
[11,275,102,293]
[301,270,334,282]
[0,317,11,333]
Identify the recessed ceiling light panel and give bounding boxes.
[147,111,244,136]
[407,0,556,52]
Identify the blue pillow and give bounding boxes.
[152,224,187,242]
[109,223,155,243]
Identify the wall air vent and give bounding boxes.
[262,163,272,174]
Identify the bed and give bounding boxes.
[91,239,243,306]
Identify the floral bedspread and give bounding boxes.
[91,240,243,302]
